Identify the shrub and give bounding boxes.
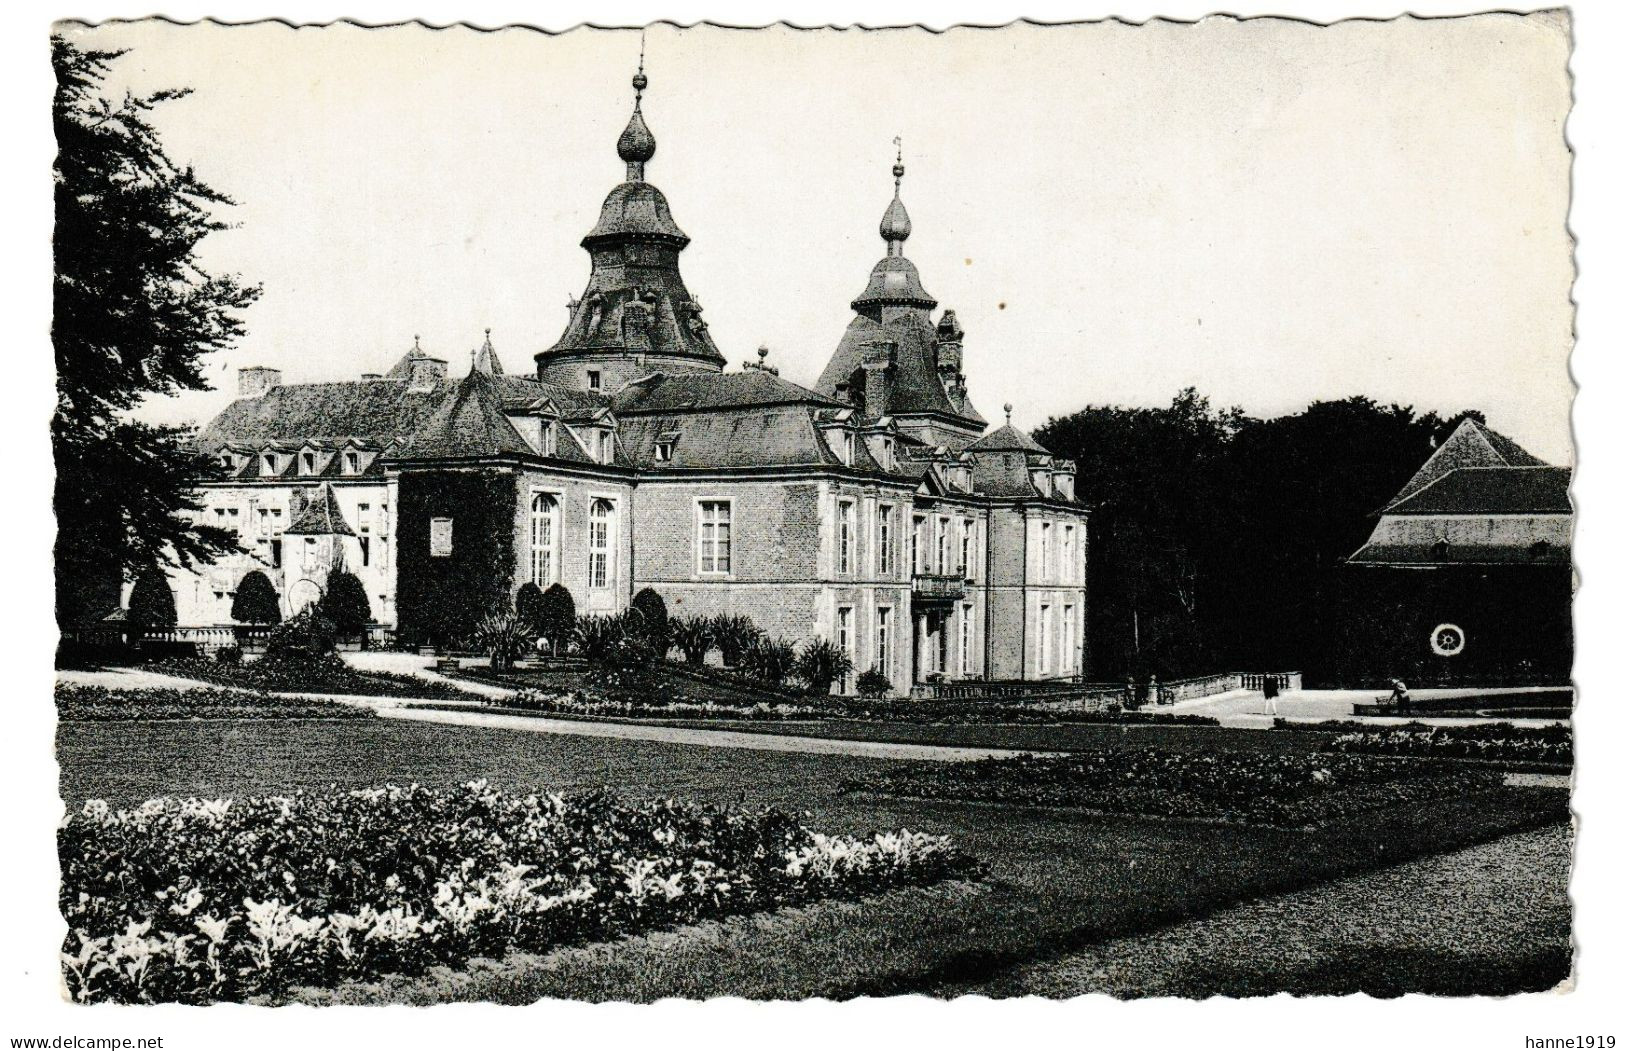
[856,667,893,699]
[571,614,624,665]
[473,611,531,672]
[59,782,976,1003]
[739,636,798,689]
[126,567,177,632]
[536,584,576,658]
[669,615,713,664]
[710,614,761,667]
[319,572,372,640]
[230,570,282,626]
[54,683,371,722]
[264,608,338,663]
[514,582,544,634]
[213,646,242,665]
[629,588,670,656]
[796,638,854,696]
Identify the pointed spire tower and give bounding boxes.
[814,142,985,447]
[535,46,726,391]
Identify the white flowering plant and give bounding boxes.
[60,781,975,1003]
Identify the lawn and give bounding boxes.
[57,717,1571,1000]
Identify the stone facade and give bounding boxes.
[150,66,1091,696]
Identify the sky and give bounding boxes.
[61,14,1575,462]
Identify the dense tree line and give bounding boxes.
[1036,390,1485,684]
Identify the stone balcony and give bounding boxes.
[912,571,967,603]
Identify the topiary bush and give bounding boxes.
[230,570,282,626]
[264,607,338,663]
[629,588,670,656]
[319,572,371,641]
[796,638,854,697]
[856,667,893,699]
[514,582,544,634]
[536,583,576,658]
[126,566,177,632]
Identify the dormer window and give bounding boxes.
[343,451,360,475]
[596,429,615,463]
[587,369,602,391]
[540,422,556,457]
[835,430,854,466]
[654,433,679,463]
[1032,470,1051,496]
[1431,539,1452,560]
[262,452,278,475]
[1530,540,1552,560]
[300,451,317,475]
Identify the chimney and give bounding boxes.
[239,367,282,398]
[859,339,896,419]
[407,355,448,393]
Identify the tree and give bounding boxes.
[52,37,260,628]
[320,572,372,639]
[536,583,576,657]
[125,566,176,631]
[230,570,281,625]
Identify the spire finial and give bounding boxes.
[879,139,913,254]
[617,36,656,180]
[892,135,905,187]
[1004,403,1013,424]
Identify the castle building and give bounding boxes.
[159,66,1090,695]
[1337,418,1573,686]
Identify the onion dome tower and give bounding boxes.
[535,56,726,392]
[814,144,985,447]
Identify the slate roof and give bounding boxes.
[393,370,540,462]
[284,483,356,536]
[967,422,1051,455]
[1383,466,1572,516]
[1389,418,1548,506]
[613,370,844,414]
[200,380,443,449]
[1347,537,1571,566]
[816,311,986,427]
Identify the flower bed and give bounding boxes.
[157,656,470,700]
[843,750,1506,829]
[55,683,374,722]
[59,781,976,1003]
[492,687,1218,727]
[1317,722,1572,767]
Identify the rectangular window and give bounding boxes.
[359,535,371,567]
[960,603,975,676]
[1038,604,1052,673]
[1040,522,1053,580]
[430,517,454,557]
[302,536,319,571]
[270,538,282,569]
[960,518,973,575]
[589,499,615,589]
[912,515,927,573]
[836,606,853,692]
[256,507,269,535]
[655,440,674,462]
[301,451,316,474]
[935,518,949,574]
[877,505,894,575]
[587,369,602,391]
[344,451,359,474]
[1062,604,1077,674]
[837,500,855,575]
[699,500,732,574]
[875,607,891,679]
[358,502,371,528]
[1063,525,1075,582]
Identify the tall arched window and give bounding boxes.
[531,493,559,587]
[589,498,616,590]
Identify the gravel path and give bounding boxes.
[961,822,1573,998]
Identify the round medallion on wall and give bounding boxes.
[1430,623,1466,657]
